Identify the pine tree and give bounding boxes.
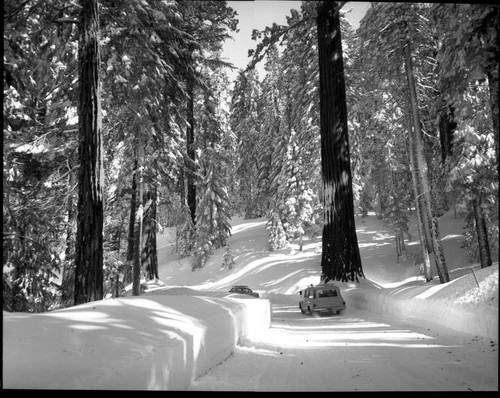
[316,1,364,283]
[230,70,264,218]
[74,0,104,305]
[142,187,159,281]
[266,212,288,251]
[222,244,235,270]
[178,203,195,258]
[278,129,314,242]
[190,68,233,271]
[4,0,80,311]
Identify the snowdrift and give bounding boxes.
[342,263,498,339]
[3,289,271,390]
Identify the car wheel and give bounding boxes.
[307,306,313,315]
[300,304,305,314]
[336,309,344,315]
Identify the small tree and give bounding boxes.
[222,244,235,270]
[266,212,288,251]
[178,203,195,258]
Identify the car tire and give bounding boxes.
[336,309,344,315]
[300,304,306,314]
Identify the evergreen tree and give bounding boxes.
[74,0,104,305]
[178,203,195,258]
[176,0,238,225]
[142,187,159,280]
[230,70,264,218]
[266,212,288,251]
[278,130,315,242]
[222,244,235,270]
[316,1,363,283]
[3,0,80,311]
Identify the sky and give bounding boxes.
[3,209,498,390]
[222,1,371,81]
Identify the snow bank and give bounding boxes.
[3,290,271,390]
[343,263,498,339]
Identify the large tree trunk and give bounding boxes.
[486,68,499,164]
[186,78,196,224]
[405,108,432,282]
[124,153,138,286]
[472,195,492,269]
[484,1,499,163]
[132,128,144,296]
[316,1,363,283]
[142,185,159,280]
[438,105,456,164]
[403,37,450,284]
[62,161,76,306]
[74,0,104,305]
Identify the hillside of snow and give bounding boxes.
[3,210,498,390]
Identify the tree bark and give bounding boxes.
[472,195,492,269]
[403,37,450,283]
[124,153,137,286]
[484,4,499,163]
[74,0,104,305]
[438,105,456,164]
[132,128,144,296]
[486,68,499,164]
[405,109,432,282]
[142,185,159,280]
[62,160,76,306]
[316,1,363,283]
[186,78,196,224]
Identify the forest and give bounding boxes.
[3,1,498,313]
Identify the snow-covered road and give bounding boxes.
[190,302,498,391]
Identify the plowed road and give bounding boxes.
[190,302,498,391]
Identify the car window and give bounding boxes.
[317,289,337,298]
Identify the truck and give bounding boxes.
[298,284,346,315]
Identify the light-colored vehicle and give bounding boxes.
[298,284,346,315]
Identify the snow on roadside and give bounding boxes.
[3,290,271,390]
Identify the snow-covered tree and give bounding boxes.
[230,70,264,218]
[222,244,235,270]
[277,130,315,242]
[191,70,233,271]
[266,212,288,251]
[178,204,195,258]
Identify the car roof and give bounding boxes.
[304,284,340,289]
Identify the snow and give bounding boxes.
[3,210,498,390]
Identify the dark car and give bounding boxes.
[229,285,259,298]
